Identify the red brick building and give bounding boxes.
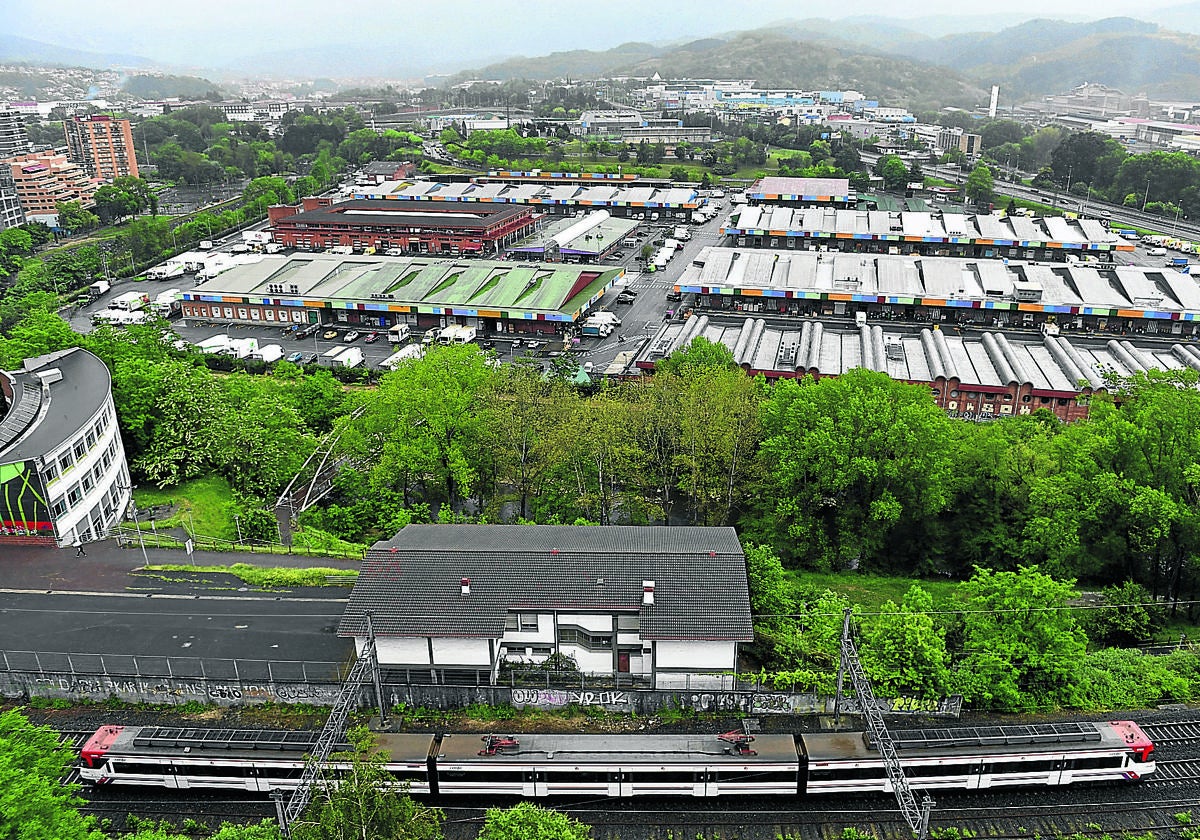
[267,198,537,255]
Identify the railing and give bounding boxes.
[0,650,347,683]
[111,525,365,561]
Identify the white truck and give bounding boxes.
[332,346,365,368]
[146,262,186,280]
[329,245,353,255]
[250,343,284,363]
[264,242,284,254]
[222,337,260,359]
[198,240,214,250]
[110,291,149,312]
[149,289,182,316]
[380,345,424,370]
[438,324,477,344]
[195,334,231,354]
[388,323,412,344]
[243,230,271,247]
[673,226,691,242]
[88,280,111,301]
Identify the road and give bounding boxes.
[0,591,350,663]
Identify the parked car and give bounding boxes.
[1148,247,1168,256]
[302,353,319,364]
[615,294,634,305]
[666,291,683,302]
[296,324,319,339]
[286,351,305,363]
[322,329,340,340]
[364,331,380,343]
[619,288,638,297]
[344,330,361,343]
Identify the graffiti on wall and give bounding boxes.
[510,688,630,708]
[13,673,342,706]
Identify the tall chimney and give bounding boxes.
[643,580,655,606]
[461,577,471,596]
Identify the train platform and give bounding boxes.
[0,537,360,598]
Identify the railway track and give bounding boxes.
[58,729,97,786]
[1141,719,1200,745]
[1148,757,1200,785]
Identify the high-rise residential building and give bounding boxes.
[6,151,98,222]
[0,166,24,231]
[63,115,139,181]
[0,108,31,159]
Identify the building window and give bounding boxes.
[58,451,75,474]
[73,439,87,461]
[520,614,538,631]
[66,484,82,508]
[616,614,640,631]
[43,461,59,484]
[558,627,612,650]
[504,613,518,631]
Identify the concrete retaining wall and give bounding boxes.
[2,668,961,717]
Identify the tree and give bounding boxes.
[875,155,908,191]
[92,175,152,224]
[964,164,994,206]
[754,369,955,571]
[952,566,1089,710]
[1087,580,1163,648]
[54,201,99,234]
[478,802,591,840]
[291,726,444,840]
[861,585,951,698]
[0,709,106,840]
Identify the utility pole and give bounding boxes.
[835,607,934,839]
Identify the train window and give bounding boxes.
[112,760,158,774]
[387,770,427,782]
[175,763,253,778]
[440,770,527,784]
[991,760,1056,774]
[714,770,798,784]
[906,763,971,778]
[544,771,611,784]
[1068,757,1121,770]
[625,770,700,784]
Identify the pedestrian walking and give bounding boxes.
[74,540,86,557]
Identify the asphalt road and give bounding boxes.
[0,590,350,662]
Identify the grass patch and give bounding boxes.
[145,563,358,588]
[789,571,962,612]
[133,474,236,539]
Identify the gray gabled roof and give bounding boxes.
[338,525,752,642]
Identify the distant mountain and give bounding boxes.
[0,33,155,70]
[1143,1,1200,36]
[453,42,663,83]
[877,17,1200,99]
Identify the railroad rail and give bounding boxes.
[1148,758,1200,785]
[1141,720,1200,744]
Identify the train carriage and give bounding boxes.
[80,726,438,794]
[435,733,801,797]
[800,721,1155,795]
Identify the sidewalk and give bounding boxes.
[0,537,360,595]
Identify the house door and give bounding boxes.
[617,651,630,673]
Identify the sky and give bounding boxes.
[6,0,1180,75]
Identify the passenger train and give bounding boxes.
[79,720,1155,797]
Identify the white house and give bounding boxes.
[338,525,753,688]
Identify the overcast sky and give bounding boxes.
[7,0,1179,73]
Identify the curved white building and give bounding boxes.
[0,348,131,547]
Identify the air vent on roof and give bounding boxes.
[886,342,904,361]
[461,577,471,596]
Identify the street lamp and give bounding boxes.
[1142,179,1152,212]
[118,484,149,565]
[233,514,243,546]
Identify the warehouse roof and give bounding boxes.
[338,525,753,642]
[185,254,623,322]
[270,199,528,231]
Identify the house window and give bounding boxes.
[520,614,538,631]
[558,627,612,650]
[504,613,518,631]
[616,615,640,631]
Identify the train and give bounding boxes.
[79,720,1155,798]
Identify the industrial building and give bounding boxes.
[637,314,1199,422]
[745,176,855,207]
[267,198,536,256]
[721,207,1131,261]
[506,210,638,263]
[673,248,1200,337]
[181,252,624,336]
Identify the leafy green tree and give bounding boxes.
[0,709,105,840]
[1087,580,1163,648]
[875,155,908,191]
[478,802,591,840]
[952,566,1089,710]
[291,726,444,840]
[743,542,793,618]
[964,164,994,206]
[54,201,99,234]
[861,585,951,698]
[755,369,955,570]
